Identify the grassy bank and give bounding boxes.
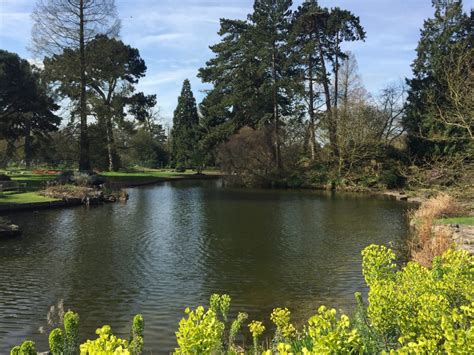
[408,193,473,267]
[0,168,222,205]
[102,168,222,184]
[0,192,59,204]
[435,216,474,226]
[0,170,59,205]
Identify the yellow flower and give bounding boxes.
[249,320,265,339]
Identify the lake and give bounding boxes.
[0,180,410,352]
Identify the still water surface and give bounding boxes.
[0,180,410,352]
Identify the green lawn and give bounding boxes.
[101,168,222,182]
[0,192,59,204]
[1,169,57,191]
[10,174,57,190]
[0,170,58,204]
[0,168,222,204]
[434,216,474,226]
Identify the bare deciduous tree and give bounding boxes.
[429,42,473,139]
[31,0,120,171]
[376,82,407,144]
[217,126,275,186]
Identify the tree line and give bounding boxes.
[0,0,472,189]
[194,0,472,188]
[1,0,166,171]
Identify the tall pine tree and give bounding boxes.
[199,1,298,171]
[198,18,265,138]
[249,0,295,170]
[292,1,365,159]
[171,79,200,168]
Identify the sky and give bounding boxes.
[0,0,459,125]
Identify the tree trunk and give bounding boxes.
[308,58,317,161]
[78,0,91,172]
[24,116,32,169]
[317,42,338,157]
[105,115,118,171]
[272,47,282,171]
[0,139,16,169]
[332,32,340,159]
[334,32,340,109]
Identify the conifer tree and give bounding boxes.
[249,0,295,170]
[198,18,263,133]
[292,1,365,159]
[171,79,200,168]
[0,50,60,168]
[404,0,472,159]
[199,1,297,171]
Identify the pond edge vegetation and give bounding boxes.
[10,244,473,354]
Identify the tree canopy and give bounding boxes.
[0,50,60,168]
[404,0,473,159]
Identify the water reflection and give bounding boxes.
[0,180,410,352]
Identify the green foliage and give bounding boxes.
[129,336,143,355]
[8,248,473,354]
[0,50,60,168]
[361,244,397,287]
[77,314,143,355]
[131,314,144,340]
[220,294,231,322]
[64,310,80,354]
[229,312,248,351]
[175,306,225,354]
[171,79,201,168]
[209,293,231,322]
[363,246,473,352]
[128,127,168,169]
[248,320,265,354]
[20,341,36,355]
[378,168,405,189]
[176,294,250,354]
[404,1,472,158]
[306,306,362,353]
[270,308,296,341]
[129,314,144,355]
[80,325,130,355]
[173,246,473,354]
[49,328,64,355]
[10,340,36,355]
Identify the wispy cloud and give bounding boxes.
[135,33,192,47]
[139,68,197,87]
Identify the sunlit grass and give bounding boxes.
[1,169,57,191]
[0,168,219,191]
[101,168,221,181]
[434,216,474,225]
[0,192,59,204]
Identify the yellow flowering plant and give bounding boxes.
[249,320,266,353]
[80,325,130,355]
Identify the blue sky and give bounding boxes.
[0,0,452,125]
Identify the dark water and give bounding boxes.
[0,180,410,352]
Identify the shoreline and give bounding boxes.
[0,173,223,214]
[106,172,222,188]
